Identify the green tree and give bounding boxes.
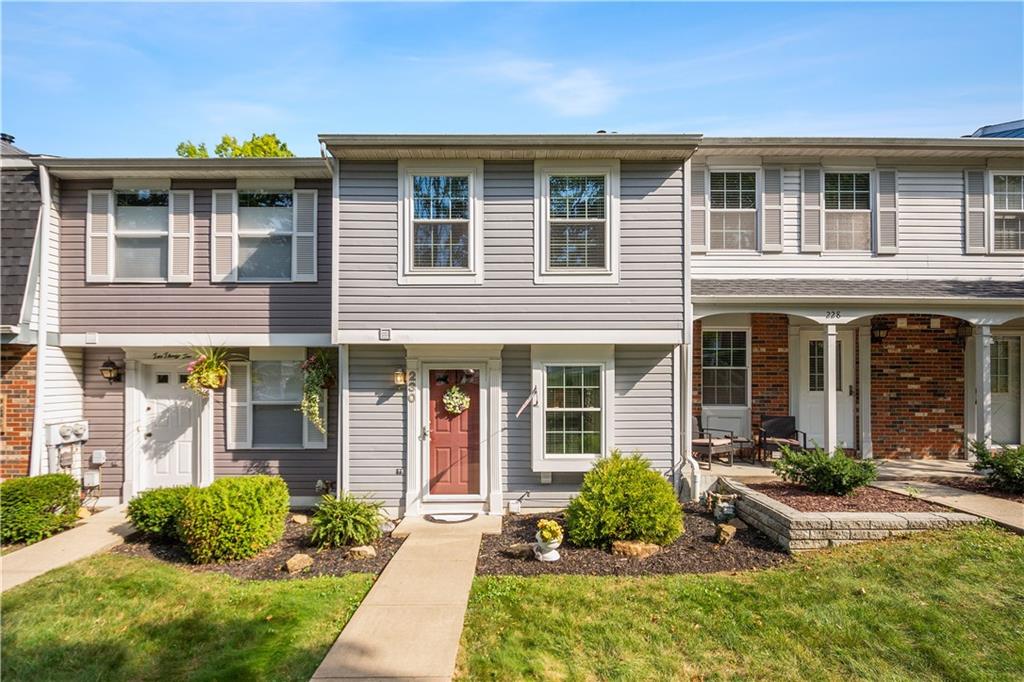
[175,133,294,158]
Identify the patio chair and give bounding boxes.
[691,416,735,470]
[756,415,807,464]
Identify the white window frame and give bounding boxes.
[239,347,324,451]
[700,327,751,409]
[822,169,874,253]
[988,170,1024,255]
[530,345,615,472]
[233,188,309,283]
[398,160,484,285]
[111,188,172,283]
[534,160,620,285]
[706,166,761,253]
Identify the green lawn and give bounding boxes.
[459,525,1024,681]
[1,555,373,681]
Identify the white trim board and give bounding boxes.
[336,329,683,345]
[62,333,333,347]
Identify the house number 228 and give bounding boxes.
[824,310,841,319]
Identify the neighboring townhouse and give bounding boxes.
[12,130,1024,514]
[689,137,1024,464]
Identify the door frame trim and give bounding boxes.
[122,350,213,500]
[404,345,503,516]
[795,328,857,448]
[991,332,1024,446]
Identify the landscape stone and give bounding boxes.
[611,540,660,558]
[715,523,737,545]
[284,553,314,573]
[291,514,309,525]
[346,545,377,560]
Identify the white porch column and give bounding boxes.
[974,325,993,452]
[857,325,872,459]
[823,324,838,453]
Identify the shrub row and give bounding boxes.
[773,446,877,496]
[1,474,81,544]
[971,441,1024,494]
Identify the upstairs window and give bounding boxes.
[993,174,1024,252]
[237,191,294,281]
[709,171,757,250]
[824,172,871,250]
[535,161,620,284]
[114,190,169,279]
[398,161,483,285]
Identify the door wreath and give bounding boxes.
[443,385,471,415]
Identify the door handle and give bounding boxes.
[420,425,429,440]
[144,432,153,438]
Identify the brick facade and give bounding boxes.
[1,344,36,478]
[870,315,965,459]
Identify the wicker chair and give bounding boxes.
[756,415,807,464]
[691,416,735,469]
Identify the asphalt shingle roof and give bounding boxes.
[693,279,1024,300]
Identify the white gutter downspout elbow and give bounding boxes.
[29,163,51,477]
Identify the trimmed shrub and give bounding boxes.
[971,441,1024,494]
[565,450,683,548]
[127,486,191,540]
[310,493,384,548]
[773,446,877,496]
[177,475,289,564]
[1,474,80,545]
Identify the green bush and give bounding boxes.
[773,446,877,495]
[970,441,1024,494]
[1,473,80,544]
[310,493,384,548]
[127,486,191,540]
[177,475,289,564]
[565,450,683,548]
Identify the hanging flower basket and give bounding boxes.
[301,349,335,435]
[443,385,471,415]
[184,345,235,396]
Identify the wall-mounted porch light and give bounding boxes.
[99,358,123,384]
[393,369,407,386]
[870,322,890,343]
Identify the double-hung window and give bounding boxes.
[824,172,872,250]
[992,174,1024,252]
[535,161,619,284]
[114,190,169,279]
[701,330,748,407]
[398,161,483,285]
[709,171,757,250]
[237,191,294,281]
[531,345,615,472]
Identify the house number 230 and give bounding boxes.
[824,310,841,319]
[405,370,417,403]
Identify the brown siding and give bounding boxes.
[59,179,332,334]
[83,348,125,498]
[212,348,338,497]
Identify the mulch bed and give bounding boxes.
[475,505,790,576]
[917,476,1024,504]
[110,520,403,580]
[746,481,949,513]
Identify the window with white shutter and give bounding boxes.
[801,168,823,252]
[86,191,114,282]
[875,170,898,255]
[964,170,988,254]
[992,173,1024,253]
[823,172,871,251]
[226,361,252,450]
[708,170,758,251]
[761,167,783,252]
[690,165,707,253]
[168,191,194,282]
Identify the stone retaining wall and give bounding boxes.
[718,478,980,552]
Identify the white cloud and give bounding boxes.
[482,58,621,117]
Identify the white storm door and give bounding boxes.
[140,366,198,490]
[991,336,1022,445]
[799,330,855,449]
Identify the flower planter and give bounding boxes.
[534,531,561,562]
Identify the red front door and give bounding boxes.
[428,369,480,495]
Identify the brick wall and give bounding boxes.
[870,315,965,459]
[1,344,36,478]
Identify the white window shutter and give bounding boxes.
[168,190,194,282]
[761,167,784,252]
[226,361,252,449]
[964,170,988,254]
[876,170,899,255]
[292,189,317,282]
[86,190,114,282]
[303,389,328,449]
[211,190,237,282]
[801,168,823,253]
[690,165,707,253]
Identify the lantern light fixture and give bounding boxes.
[393,369,407,386]
[870,322,890,343]
[99,358,123,384]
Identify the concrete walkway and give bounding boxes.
[311,515,501,681]
[873,480,1024,535]
[2,505,132,592]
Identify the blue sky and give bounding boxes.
[2,2,1022,157]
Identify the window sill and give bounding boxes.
[535,270,619,285]
[989,249,1024,256]
[398,271,483,286]
[108,278,172,284]
[532,456,597,473]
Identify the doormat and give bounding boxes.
[424,513,478,524]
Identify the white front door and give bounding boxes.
[140,365,198,491]
[799,329,856,449]
[991,335,1022,445]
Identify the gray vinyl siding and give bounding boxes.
[1,168,40,327]
[58,179,332,334]
[83,348,125,499]
[347,345,406,511]
[213,348,337,498]
[501,344,676,511]
[337,161,684,331]
[693,167,1024,280]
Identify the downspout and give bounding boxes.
[681,156,700,500]
[29,163,51,477]
[323,142,343,498]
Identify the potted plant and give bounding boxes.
[184,345,235,396]
[534,518,563,562]
[301,350,335,435]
